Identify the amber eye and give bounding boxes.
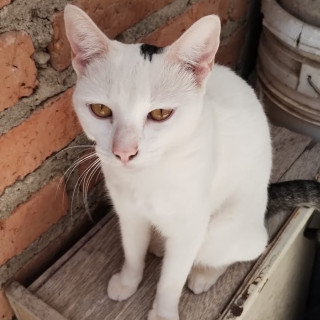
[148,109,173,122]
[90,103,112,118]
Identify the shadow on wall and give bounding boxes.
[236,0,262,79]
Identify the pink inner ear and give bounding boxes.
[73,49,101,72]
[71,41,108,75]
[189,50,215,86]
[168,18,220,86]
[64,6,109,75]
[72,55,86,74]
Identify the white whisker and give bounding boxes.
[82,158,100,209]
[71,157,100,217]
[83,159,101,219]
[57,144,95,153]
[56,150,97,205]
[64,152,97,186]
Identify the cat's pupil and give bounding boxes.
[149,108,173,121]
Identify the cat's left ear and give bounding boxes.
[64,4,111,75]
[167,15,221,86]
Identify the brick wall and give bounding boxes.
[0,0,251,318]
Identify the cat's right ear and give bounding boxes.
[64,5,110,75]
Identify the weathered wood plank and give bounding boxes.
[279,142,320,181]
[220,207,316,320]
[270,125,312,183]
[29,215,255,320]
[30,214,111,292]
[5,281,67,320]
[30,217,126,320]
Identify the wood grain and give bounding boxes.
[5,282,67,320]
[30,215,112,293]
[29,216,256,320]
[270,125,312,182]
[279,141,320,181]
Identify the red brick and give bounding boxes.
[0,290,13,320]
[0,31,37,112]
[48,12,72,72]
[218,0,231,24]
[231,0,249,20]
[49,0,175,71]
[141,0,230,46]
[216,24,247,68]
[0,176,69,266]
[0,88,81,195]
[0,0,11,9]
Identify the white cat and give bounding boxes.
[64,5,272,320]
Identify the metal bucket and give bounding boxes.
[257,0,320,139]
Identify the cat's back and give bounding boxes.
[206,65,263,115]
[204,65,272,198]
[205,64,270,144]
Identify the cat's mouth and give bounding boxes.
[95,147,138,168]
[95,146,161,169]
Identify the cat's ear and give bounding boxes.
[64,5,109,75]
[167,15,221,86]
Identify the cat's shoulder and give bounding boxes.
[209,65,253,92]
[206,64,259,106]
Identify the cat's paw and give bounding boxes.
[187,266,220,295]
[147,309,179,320]
[107,273,138,301]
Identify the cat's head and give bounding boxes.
[64,5,220,168]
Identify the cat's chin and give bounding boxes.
[96,148,159,170]
[97,154,145,170]
[102,158,157,172]
[111,161,149,171]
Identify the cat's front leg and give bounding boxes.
[148,223,206,320]
[108,213,150,301]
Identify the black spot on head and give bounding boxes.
[140,44,164,62]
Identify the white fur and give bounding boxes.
[65,5,272,320]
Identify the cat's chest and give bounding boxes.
[106,170,170,213]
[103,164,204,219]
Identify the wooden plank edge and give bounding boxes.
[218,206,315,319]
[29,213,114,292]
[5,281,68,320]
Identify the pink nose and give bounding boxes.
[112,145,138,163]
